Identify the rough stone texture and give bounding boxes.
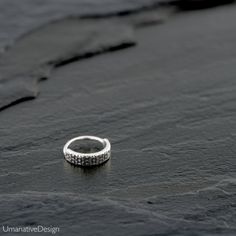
[0,0,236,235]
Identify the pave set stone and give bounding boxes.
[65,150,110,166]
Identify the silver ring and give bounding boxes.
[63,136,111,166]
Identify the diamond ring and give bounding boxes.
[63,136,111,166]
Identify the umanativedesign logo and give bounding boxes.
[2,225,60,234]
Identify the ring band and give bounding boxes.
[63,136,111,166]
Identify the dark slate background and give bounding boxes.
[0,0,236,235]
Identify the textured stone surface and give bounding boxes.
[0,0,236,235]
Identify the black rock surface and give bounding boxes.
[0,0,236,235]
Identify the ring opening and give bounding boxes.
[69,138,105,154]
